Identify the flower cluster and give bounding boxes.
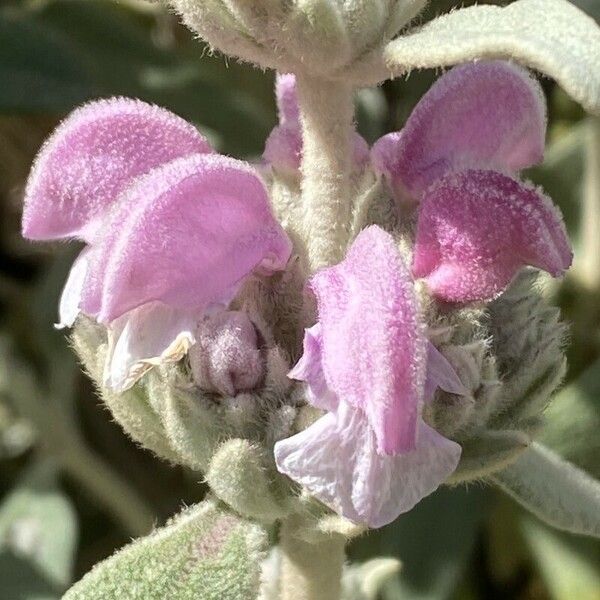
[22,60,571,529]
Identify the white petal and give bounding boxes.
[288,324,339,412]
[384,0,600,115]
[105,302,200,392]
[275,403,461,528]
[56,248,91,329]
[424,342,469,401]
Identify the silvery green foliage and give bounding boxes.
[383,0,600,115]
[167,0,427,79]
[168,0,600,116]
[491,443,600,538]
[64,499,268,599]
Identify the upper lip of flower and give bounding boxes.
[370,60,572,303]
[21,97,292,391]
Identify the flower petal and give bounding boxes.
[275,73,301,126]
[80,153,292,323]
[264,73,369,174]
[309,225,426,455]
[424,342,469,401]
[57,247,91,329]
[263,124,303,176]
[22,98,212,242]
[412,170,572,302]
[274,403,461,528]
[372,61,546,201]
[288,324,338,412]
[189,311,264,396]
[105,302,200,392]
[383,0,600,115]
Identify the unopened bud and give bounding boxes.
[169,0,427,78]
[189,311,264,396]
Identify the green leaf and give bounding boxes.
[540,358,600,479]
[64,499,268,600]
[520,516,600,600]
[0,461,78,590]
[491,442,600,538]
[449,430,531,483]
[348,486,489,600]
[0,551,60,600]
[383,0,600,115]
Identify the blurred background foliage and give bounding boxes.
[0,0,598,598]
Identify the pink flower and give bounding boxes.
[275,62,574,528]
[263,73,369,175]
[275,226,465,528]
[22,98,291,391]
[372,61,572,302]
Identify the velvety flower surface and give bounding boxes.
[372,60,572,302]
[263,73,370,175]
[22,98,291,391]
[275,226,463,528]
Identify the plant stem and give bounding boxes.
[58,434,156,537]
[578,116,600,292]
[296,74,354,271]
[279,516,346,600]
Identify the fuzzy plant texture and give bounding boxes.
[19,0,600,599]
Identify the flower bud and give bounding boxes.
[169,0,427,78]
[426,271,567,482]
[206,438,290,523]
[189,311,264,396]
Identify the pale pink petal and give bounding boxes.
[105,302,200,392]
[22,98,212,242]
[274,403,461,528]
[275,73,301,126]
[309,226,426,455]
[80,153,292,323]
[424,341,468,401]
[263,124,303,176]
[264,73,369,174]
[288,324,338,412]
[372,61,546,202]
[189,311,264,396]
[412,170,572,303]
[56,248,91,329]
[264,125,369,174]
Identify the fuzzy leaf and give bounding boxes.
[0,461,78,590]
[384,0,600,114]
[449,430,531,483]
[491,442,600,538]
[64,500,267,600]
[540,357,600,479]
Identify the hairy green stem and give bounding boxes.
[279,516,346,600]
[296,74,354,271]
[579,116,600,291]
